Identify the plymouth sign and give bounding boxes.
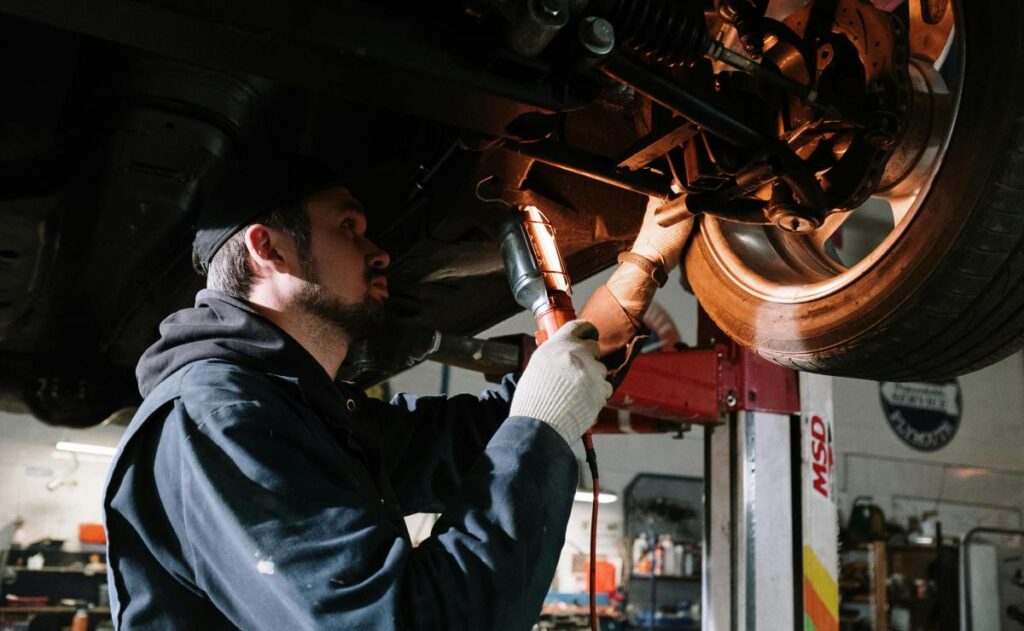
[879,380,962,451]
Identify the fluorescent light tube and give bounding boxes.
[55,441,116,457]
[574,490,618,504]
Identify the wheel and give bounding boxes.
[685,0,1024,380]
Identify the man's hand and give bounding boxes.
[600,198,696,328]
[577,199,695,363]
[509,321,613,445]
[630,197,695,275]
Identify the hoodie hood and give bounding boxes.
[138,290,314,395]
[136,290,358,424]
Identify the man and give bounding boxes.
[104,153,690,630]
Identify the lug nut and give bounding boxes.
[864,112,900,148]
[766,182,822,234]
[767,201,822,234]
[774,213,820,233]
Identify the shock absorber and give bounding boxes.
[595,0,838,136]
[595,0,771,67]
[594,0,709,68]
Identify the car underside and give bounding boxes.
[3,0,1023,427]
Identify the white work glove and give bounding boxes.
[630,196,694,274]
[509,320,613,445]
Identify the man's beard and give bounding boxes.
[298,282,384,341]
[296,261,385,341]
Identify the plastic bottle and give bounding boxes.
[683,544,695,576]
[636,552,652,574]
[71,609,88,631]
[660,535,676,575]
[674,544,685,577]
[653,543,663,575]
[632,533,648,568]
[26,553,44,570]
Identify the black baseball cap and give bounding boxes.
[193,152,340,274]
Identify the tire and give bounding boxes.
[685,0,1024,381]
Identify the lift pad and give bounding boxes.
[602,342,800,425]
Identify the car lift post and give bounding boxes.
[597,313,840,631]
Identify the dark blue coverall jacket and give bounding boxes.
[103,290,578,630]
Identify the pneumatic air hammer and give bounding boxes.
[499,204,601,631]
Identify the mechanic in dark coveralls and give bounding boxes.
[103,154,691,630]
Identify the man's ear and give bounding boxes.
[243,224,298,276]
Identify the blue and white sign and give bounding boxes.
[879,380,962,451]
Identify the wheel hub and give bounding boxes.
[697,0,960,303]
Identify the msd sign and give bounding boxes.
[800,374,839,631]
[810,415,834,499]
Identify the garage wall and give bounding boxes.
[833,353,1024,536]
[0,412,123,549]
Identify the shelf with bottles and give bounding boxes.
[624,480,702,577]
[628,532,701,584]
[622,473,704,631]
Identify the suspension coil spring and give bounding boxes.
[598,0,708,68]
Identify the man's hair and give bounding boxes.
[192,201,314,299]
